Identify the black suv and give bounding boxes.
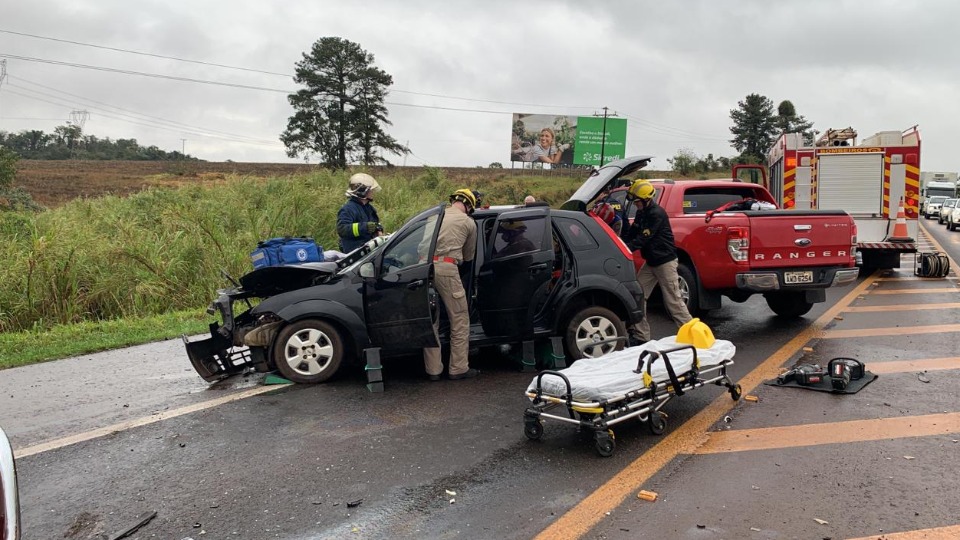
[185,160,651,384]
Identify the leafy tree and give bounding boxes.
[488,162,503,168]
[729,93,777,162]
[0,146,16,189]
[774,100,815,141]
[0,146,41,211]
[668,148,698,176]
[281,37,408,168]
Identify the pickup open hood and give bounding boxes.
[561,155,654,211]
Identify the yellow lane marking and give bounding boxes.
[533,275,877,540]
[869,288,957,294]
[847,524,960,540]
[869,357,960,374]
[824,324,960,339]
[15,384,290,458]
[694,412,960,454]
[845,302,960,312]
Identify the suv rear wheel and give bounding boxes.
[272,319,345,384]
[565,306,627,360]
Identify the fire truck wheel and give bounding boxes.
[764,292,814,318]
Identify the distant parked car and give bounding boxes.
[938,199,958,225]
[949,203,960,231]
[923,196,949,219]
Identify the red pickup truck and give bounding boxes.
[564,157,860,317]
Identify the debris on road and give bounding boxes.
[744,395,759,402]
[918,372,931,383]
[445,489,457,496]
[637,490,658,502]
[814,518,829,525]
[347,499,363,508]
[107,510,158,540]
[904,455,916,460]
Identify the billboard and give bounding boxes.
[511,113,627,166]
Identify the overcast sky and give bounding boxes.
[1,0,956,172]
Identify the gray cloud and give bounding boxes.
[0,0,956,171]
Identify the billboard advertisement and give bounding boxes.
[511,113,627,166]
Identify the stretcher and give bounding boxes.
[523,336,741,456]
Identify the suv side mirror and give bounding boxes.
[359,262,376,279]
[1,427,21,540]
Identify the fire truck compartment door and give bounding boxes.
[818,153,884,215]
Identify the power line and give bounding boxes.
[0,28,292,77]
[3,87,283,148]
[11,76,280,144]
[0,29,596,109]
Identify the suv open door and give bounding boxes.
[477,206,554,338]
[364,205,443,349]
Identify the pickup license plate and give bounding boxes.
[784,271,814,284]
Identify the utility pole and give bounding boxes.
[593,106,619,167]
[181,139,187,156]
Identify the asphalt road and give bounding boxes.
[3,226,959,539]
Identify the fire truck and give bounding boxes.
[765,126,920,270]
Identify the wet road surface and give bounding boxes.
[3,224,960,539]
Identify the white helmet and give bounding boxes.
[346,173,382,199]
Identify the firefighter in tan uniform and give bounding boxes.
[424,189,480,380]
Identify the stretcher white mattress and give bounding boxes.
[527,336,736,402]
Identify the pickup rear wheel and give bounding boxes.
[764,292,814,318]
[676,262,700,316]
[272,319,345,384]
[565,306,626,360]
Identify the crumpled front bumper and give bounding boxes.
[183,292,266,382]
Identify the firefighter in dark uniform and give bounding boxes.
[622,180,692,344]
[424,188,480,380]
[336,173,382,253]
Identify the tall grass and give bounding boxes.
[0,168,585,333]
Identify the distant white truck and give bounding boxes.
[920,172,958,217]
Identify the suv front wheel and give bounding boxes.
[272,318,345,384]
[565,306,627,360]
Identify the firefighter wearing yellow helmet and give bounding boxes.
[423,188,480,381]
[622,179,692,345]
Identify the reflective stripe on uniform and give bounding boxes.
[352,223,360,237]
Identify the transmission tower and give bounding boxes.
[69,110,90,130]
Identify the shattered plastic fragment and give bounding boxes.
[445,489,457,496]
[814,518,829,525]
[745,395,759,402]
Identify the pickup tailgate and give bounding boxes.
[746,210,854,269]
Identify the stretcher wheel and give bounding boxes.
[729,384,742,401]
[594,430,616,457]
[648,411,667,435]
[524,419,544,440]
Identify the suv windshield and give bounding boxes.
[928,196,948,204]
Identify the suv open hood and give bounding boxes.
[238,262,340,297]
[561,155,654,211]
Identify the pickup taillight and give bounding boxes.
[850,223,858,261]
[727,226,749,262]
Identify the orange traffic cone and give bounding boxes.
[886,197,913,242]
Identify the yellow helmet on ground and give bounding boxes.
[627,180,656,201]
[450,188,478,213]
